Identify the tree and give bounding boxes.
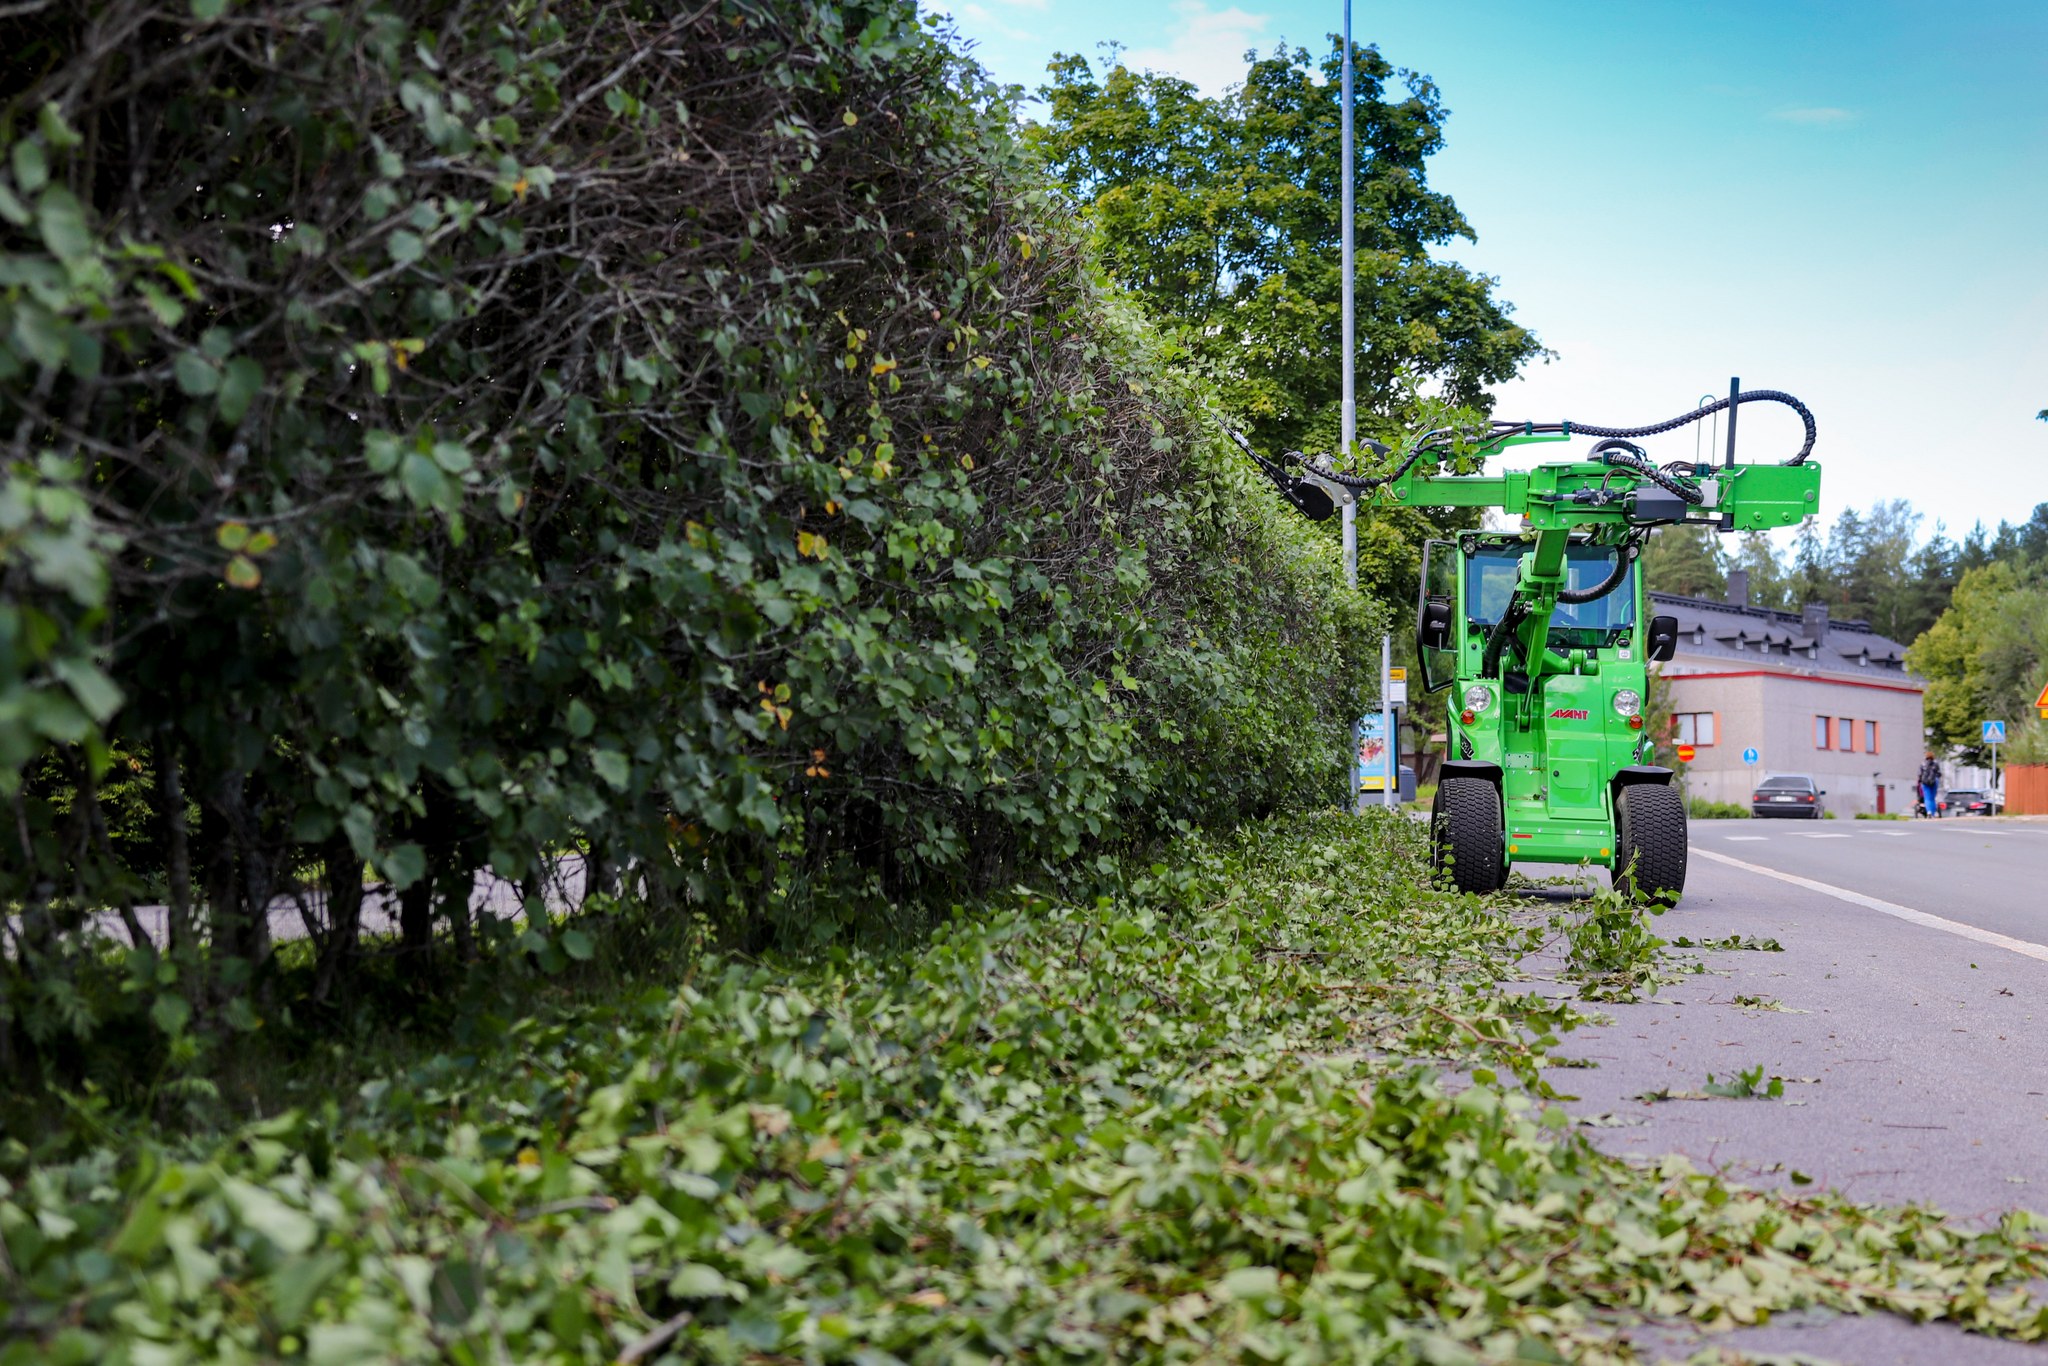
[1030,41,1544,615]
[1639,524,1725,599]
[1731,531,1791,610]
[1031,40,1544,456]
[1907,561,2048,760]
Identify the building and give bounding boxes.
[1651,571,1925,817]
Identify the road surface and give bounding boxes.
[1521,815,2048,1363]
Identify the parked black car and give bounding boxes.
[1751,774,1824,819]
[1940,788,2003,816]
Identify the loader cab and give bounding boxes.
[1416,535,1643,692]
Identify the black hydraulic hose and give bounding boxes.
[1586,439,1706,506]
[1453,389,1817,466]
[1556,536,1641,605]
[1480,597,1529,679]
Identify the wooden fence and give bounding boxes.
[2007,764,2048,815]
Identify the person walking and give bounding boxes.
[1917,752,1941,819]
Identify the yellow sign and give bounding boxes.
[1388,667,1407,681]
[2037,679,2048,708]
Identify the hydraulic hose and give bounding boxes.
[1585,439,1706,506]
[1458,388,1818,466]
[1556,535,1642,605]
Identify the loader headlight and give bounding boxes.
[1462,684,1494,715]
[1611,688,1641,718]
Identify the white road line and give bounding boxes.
[1790,832,1851,839]
[1693,847,2048,967]
[1724,835,1768,842]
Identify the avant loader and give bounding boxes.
[1236,390,1822,903]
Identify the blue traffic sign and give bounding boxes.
[1741,747,1760,766]
[1983,720,2007,744]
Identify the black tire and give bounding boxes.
[1432,777,1505,895]
[1611,783,1687,903]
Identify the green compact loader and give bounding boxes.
[1236,390,1822,903]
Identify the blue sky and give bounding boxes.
[934,0,2048,546]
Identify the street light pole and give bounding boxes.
[1341,2,1365,811]
[1340,0,1356,595]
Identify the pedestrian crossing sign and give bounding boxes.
[1982,720,2006,744]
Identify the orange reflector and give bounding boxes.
[1508,844,1519,854]
[1600,847,1610,857]
[1460,710,1475,724]
[1627,715,1644,730]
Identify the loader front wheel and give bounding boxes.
[1431,777,1506,895]
[1611,783,1688,904]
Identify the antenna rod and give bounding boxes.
[1724,374,1739,468]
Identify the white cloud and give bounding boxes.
[1772,106,1857,126]
[1117,0,1274,95]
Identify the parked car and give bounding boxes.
[1751,774,1824,819]
[1940,788,2003,816]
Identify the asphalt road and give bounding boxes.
[1518,815,2048,1363]
[1693,813,2048,949]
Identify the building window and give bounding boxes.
[1837,717,1856,751]
[1815,715,1831,749]
[1865,720,1880,753]
[1674,712,1717,746]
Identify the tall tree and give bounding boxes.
[1031,40,1543,455]
[1908,561,2048,761]
[1639,524,1726,600]
[1731,531,1791,611]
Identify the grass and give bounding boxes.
[4,812,2045,1363]
[1685,797,1751,819]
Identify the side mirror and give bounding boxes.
[1418,598,1453,651]
[1646,614,1679,662]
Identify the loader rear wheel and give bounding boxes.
[1431,777,1505,895]
[1611,783,1687,904]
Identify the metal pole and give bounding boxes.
[1381,633,1394,807]
[1340,0,1356,590]
[1342,1,1362,812]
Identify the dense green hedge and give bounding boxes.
[0,0,1374,1081]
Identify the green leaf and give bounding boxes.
[591,748,630,790]
[190,0,230,19]
[382,843,426,890]
[37,102,83,151]
[364,431,402,474]
[137,280,187,327]
[149,993,192,1037]
[559,928,594,961]
[399,450,451,509]
[565,699,595,738]
[11,139,47,194]
[217,356,264,423]
[388,229,425,264]
[220,1177,318,1253]
[35,185,92,261]
[173,351,219,397]
[51,657,124,723]
[1219,1266,1280,1299]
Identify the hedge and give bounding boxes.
[0,0,1376,1087]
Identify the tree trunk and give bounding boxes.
[311,834,364,1003]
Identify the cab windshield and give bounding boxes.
[1465,544,1637,648]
